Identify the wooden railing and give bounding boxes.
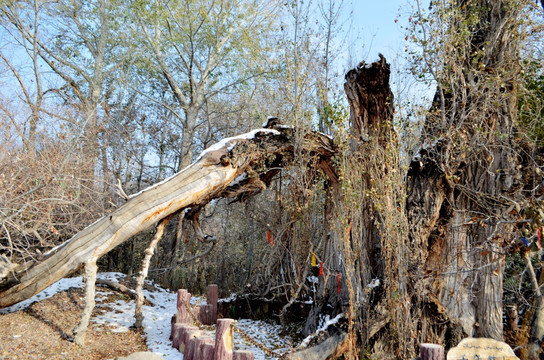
[171,284,255,360]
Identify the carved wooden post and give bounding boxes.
[184,329,203,360]
[172,323,184,349]
[170,315,176,340]
[199,304,213,325]
[177,289,191,323]
[214,318,234,360]
[202,343,215,360]
[233,350,255,360]
[192,305,201,324]
[180,324,199,352]
[420,343,444,360]
[194,335,215,360]
[207,284,218,324]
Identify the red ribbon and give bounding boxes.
[538,227,542,249]
[267,229,271,244]
[272,236,276,245]
[337,273,341,294]
[319,262,323,277]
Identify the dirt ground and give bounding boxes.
[0,286,147,360]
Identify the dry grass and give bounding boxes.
[0,287,147,360]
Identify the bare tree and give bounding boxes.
[132,0,279,170]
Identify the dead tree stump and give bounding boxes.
[420,343,445,360]
[214,318,234,360]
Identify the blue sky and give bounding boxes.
[345,0,411,66]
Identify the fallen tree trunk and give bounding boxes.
[0,125,335,308]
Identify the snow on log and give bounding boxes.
[0,125,335,308]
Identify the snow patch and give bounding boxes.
[367,278,380,288]
[195,129,280,163]
[2,272,295,359]
[297,313,344,349]
[229,173,248,187]
[218,292,239,303]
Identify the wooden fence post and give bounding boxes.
[170,315,176,340]
[198,304,213,325]
[172,323,184,349]
[207,284,218,324]
[193,335,215,360]
[202,343,215,360]
[184,329,203,360]
[420,343,445,360]
[214,318,234,360]
[177,289,191,323]
[179,324,199,352]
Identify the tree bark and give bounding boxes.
[405,0,523,343]
[0,126,335,308]
[305,55,408,357]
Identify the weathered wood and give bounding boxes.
[170,315,176,340]
[214,318,234,360]
[233,350,255,360]
[207,284,218,324]
[420,343,444,360]
[202,343,215,360]
[193,335,214,360]
[177,289,191,324]
[0,128,335,309]
[184,329,203,360]
[180,324,199,351]
[198,304,213,325]
[172,323,184,349]
[192,304,201,324]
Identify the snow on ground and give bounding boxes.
[0,276,83,314]
[1,272,293,360]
